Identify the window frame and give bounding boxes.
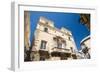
[44,27,48,32]
[40,40,47,49]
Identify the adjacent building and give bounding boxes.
[79,36,90,59]
[24,11,31,61]
[79,14,90,59]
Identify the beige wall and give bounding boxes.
[24,11,30,50]
[84,39,90,49]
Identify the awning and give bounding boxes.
[72,54,77,59]
[39,50,50,59]
[51,51,71,57]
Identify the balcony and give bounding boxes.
[51,47,71,58]
[51,47,71,53]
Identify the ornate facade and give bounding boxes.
[30,17,78,61]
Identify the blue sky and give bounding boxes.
[29,11,90,50]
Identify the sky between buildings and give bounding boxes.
[29,11,90,50]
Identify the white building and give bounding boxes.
[79,36,90,59]
[30,16,78,61]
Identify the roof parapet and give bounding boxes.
[39,16,54,27]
